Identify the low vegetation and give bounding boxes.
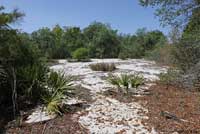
[67,58,91,62]
[72,47,90,61]
[158,69,180,87]
[90,63,116,72]
[1,0,200,133]
[130,74,145,88]
[42,71,74,115]
[107,73,144,93]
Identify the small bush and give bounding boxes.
[158,68,180,86]
[130,73,144,88]
[72,48,89,61]
[90,63,116,72]
[107,74,121,88]
[17,63,49,103]
[107,73,144,93]
[42,71,74,115]
[118,52,128,60]
[172,35,200,72]
[118,74,130,90]
[67,58,91,62]
[145,44,174,65]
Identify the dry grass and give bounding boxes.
[89,63,116,72]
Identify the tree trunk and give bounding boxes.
[11,67,17,118]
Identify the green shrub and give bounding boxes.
[172,33,200,72]
[0,31,49,117]
[42,71,74,115]
[67,58,91,62]
[130,74,144,88]
[90,63,116,71]
[107,74,121,88]
[108,74,130,89]
[118,52,128,60]
[158,68,180,86]
[119,43,144,59]
[17,63,49,103]
[145,44,174,65]
[107,73,144,93]
[107,74,129,93]
[118,74,130,90]
[72,48,89,61]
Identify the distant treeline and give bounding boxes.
[20,22,167,60]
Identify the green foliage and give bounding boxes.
[29,22,167,60]
[183,6,200,36]
[120,43,144,59]
[139,0,200,28]
[172,32,200,72]
[140,30,166,51]
[108,73,145,93]
[118,52,127,60]
[130,74,144,88]
[47,71,73,92]
[170,2,200,72]
[119,35,143,59]
[89,63,116,72]
[43,91,64,115]
[72,47,89,61]
[43,71,74,115]
[0,6,52,120]
[107,74,121,88]
[31,27,58,59]
[139,0,200,72]
[0,6,24,27]
[118,74,130,90]
[16,63,48,102]
[119,29,167,59]
[62,27,86,55]
[108,74,129,93]
[145,44,174,65]
[159,69,180,85]
[0,30,48,103]
[84,22,120,58]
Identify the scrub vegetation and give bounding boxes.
[1,0,200,133]
[90,63,116,72]
[107,73,144,93]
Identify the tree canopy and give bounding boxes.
[139,0,200,28]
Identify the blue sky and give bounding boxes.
[0,0,170,35]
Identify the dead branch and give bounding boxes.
[160,111,193,123]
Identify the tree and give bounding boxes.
[139,0,200,71]
[31,28,56,58]
[119,29,166,59]
[119,34,144,59]
[183,6,200,36]
[144,30,166,50]
[168,27,181,44]
[0,6,24,28]
[139,0,200,28]
[83,22,111,41]
[0,6,24,118]
[52,24,70,58]
[62,26,86,56]
[84,22,120,58]
[0,6,48,121]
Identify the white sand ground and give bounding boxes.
[26,59,167,134]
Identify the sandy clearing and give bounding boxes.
[27,59,166,134]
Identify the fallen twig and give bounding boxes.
[160,111,194,123]
[42,123,47,134]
